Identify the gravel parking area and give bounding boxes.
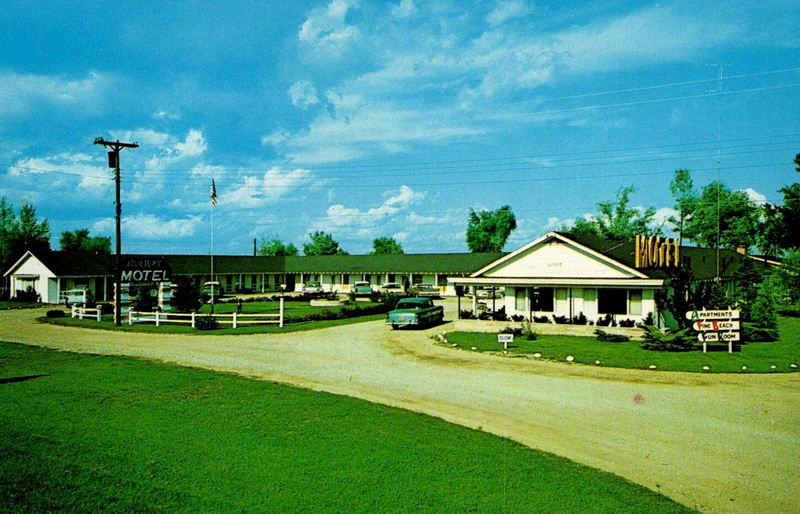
[1,308,798,513]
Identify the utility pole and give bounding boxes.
[93,137,139,325]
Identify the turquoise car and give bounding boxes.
[386,297,444,329]
[353,281,373,297]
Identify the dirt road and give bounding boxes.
[1,308,798,513]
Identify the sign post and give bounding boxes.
[497,334,514,351]
[687,310,740,353]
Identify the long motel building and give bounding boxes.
[4,231,760,326]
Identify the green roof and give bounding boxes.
[285,253,506,274]
[13,251,507,277]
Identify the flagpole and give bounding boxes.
[210,177,216,314]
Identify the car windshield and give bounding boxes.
[397,300,426,310]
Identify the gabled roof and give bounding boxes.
[471,231,649,279]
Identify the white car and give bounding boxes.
[380,282,405,294]
[302,281,324,294]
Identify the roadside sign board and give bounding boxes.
[692,320,740,332]
[497,334,514,350]
[688,309,740,353]
[697,332,740,342]
[686,310,739,320]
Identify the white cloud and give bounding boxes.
[486,1,529,26]
[298,0,360,55]
[552,4,741,73]
[741,188,767,205]
[93,214,201,239]
[391,0,417,18]
[9,153,111,193]
[0,70,115,117]
[224,167,318,208]
[310,185,426,237]
[289,80,320,109]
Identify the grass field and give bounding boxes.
[445,317,800,373]
[0,342,692,513]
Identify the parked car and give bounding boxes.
[63,288,93,306]
[386,297,444,329]
[302,281,323,294]
[412,283,440,298]
[352,281,373,297]
[202,281,224,297]
[379,282,405,294]
[475,286,504,299]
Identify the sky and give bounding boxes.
[1,0,798,256]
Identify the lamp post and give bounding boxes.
[93,137,138,325]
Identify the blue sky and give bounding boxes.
[2,0,798,255]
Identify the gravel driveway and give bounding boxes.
[1,308,798,513]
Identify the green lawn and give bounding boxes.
[0,301,43,310]
[0,342,692,513]
[446,317,800,373]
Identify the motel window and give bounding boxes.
[629,290,642,316]
[387,273,396,282]
[515,288,527,311]
[342,274,350,285]
[598,289,627,315]
[437,275,448,287]
[363,274,371,284]
[533,287,554,311]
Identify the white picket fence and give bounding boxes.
[128,297,284,328]
[71,305,102,322]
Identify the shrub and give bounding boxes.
[499,326,522,336]
[594,329,630,342]
[195,315,219,330]
[46,309,66,318]
[640,326,695,352]
[642,312,655,326]
[13,287,38,302]
[596,313,616,327]
[777,307,800,317]
[521,320,537,341]
[533,315,549,323]
[553,315,569,324]
[618,318,636,328]
[490,306,508,321]
[571,312,588,325]
[742,323,779,342]
[510,314,525,322]
[460,310,476,320]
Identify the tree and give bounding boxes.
[667,169,697,245]
[682,182,760,250]
[59,229,111,254]
[302,231,347,256]
[371,236,404,255]
[567,186,661,241]
[0,198,50,270]
[258,236,299,256]
[466,205,517,252]
[170,276,202,313]
[775,249,800,304]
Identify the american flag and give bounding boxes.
[210,178,218,207]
